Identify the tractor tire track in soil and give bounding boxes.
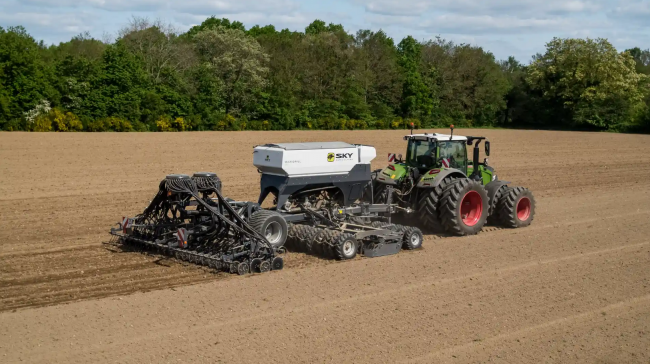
[1,130,649,363]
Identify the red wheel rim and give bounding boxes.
[516,197,531,221]
[460,191,483,226]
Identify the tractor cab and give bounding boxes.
[378,125,494,188]
[404,134,469,174]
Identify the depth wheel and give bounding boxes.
[333,233,358,260]
[439,178,489,236]
[402,227,424,250]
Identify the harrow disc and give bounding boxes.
[260,260,271,273]
[272,256,284,270]
[250,258,263,273]
[237,262,250,275]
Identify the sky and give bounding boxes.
[0,0,648,62]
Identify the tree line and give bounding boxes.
[1,17,649,132]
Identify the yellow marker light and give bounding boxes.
[391,174,396,179]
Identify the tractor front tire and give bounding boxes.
[439,178,489,236]
[496,187,536,228]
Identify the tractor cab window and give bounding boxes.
[438,141,467,172]
[406,139,437,169]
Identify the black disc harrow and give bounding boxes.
[110,173,281,275]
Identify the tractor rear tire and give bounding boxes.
[249,210,288,249]
[496,187,536,228]
[417,176,455,232]
[439,178,489,236]
[332,233,358,260]
[487,185,509,225]
[402,227,424,250]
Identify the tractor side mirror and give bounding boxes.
[398,154,403,161]
[485,141,491,156]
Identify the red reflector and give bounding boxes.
[423,183,431,186]
[388,165,396,171]
[429,169,440,175]
[378,177,385,180]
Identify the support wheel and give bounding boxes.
[272,256,284,270]
[496,187,536,228]
[402,227,424,250]
[250,258,262,273]
[260,260,271,273]
[439,178,488,236]
[237,262,250,275]
[249,210,288,249]
[332,233,358,260]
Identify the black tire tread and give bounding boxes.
[496,187,536,228]
[439,178,488,236]
[402,226,424,250]
[417,176,455,231]
[332,233,357,260]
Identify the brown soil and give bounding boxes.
[1,129,649,363]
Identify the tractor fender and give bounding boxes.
[417,168,466,188]
[485,180,510,205]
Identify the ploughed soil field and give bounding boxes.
[1,129,650,363]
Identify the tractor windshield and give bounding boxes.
[406,139,437,169]
[438,141,467,172]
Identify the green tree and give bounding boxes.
[185,17,245,38]
[194,28,269,116]
[626,47,650,75]
[82,44,150,122]
[397,36,434,120]
[350,30,402,119]
[0,26,58,126]
[527,38,647,129]
[305,20,345,35]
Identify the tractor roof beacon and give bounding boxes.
[372,125,535,236]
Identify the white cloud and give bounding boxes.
[172,0,299,15]
[357,0,605,17]
[21,0,167,12]
[19,0,300,14]
[0,10,96,34]
[609,0,650,24]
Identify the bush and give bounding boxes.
[50,109,83,132]
[32,114,52,131]
[87,117,133,132]
[156,116,189,131]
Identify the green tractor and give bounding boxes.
[371,126,535,236]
